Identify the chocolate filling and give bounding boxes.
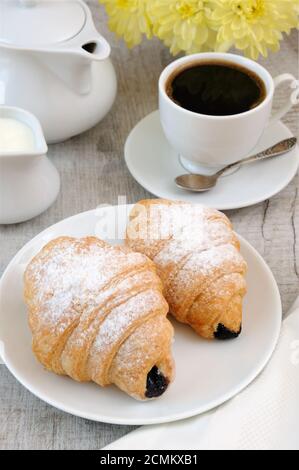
[145,366,169,398]
[214,323,242,340]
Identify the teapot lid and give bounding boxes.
[0,0,86,47]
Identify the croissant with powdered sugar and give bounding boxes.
[126,199,247,340]
[24,236,174,400]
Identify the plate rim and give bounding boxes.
[0,206,282,425]
[124,110,299,211]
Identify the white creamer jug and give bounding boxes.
[0,104,60,224]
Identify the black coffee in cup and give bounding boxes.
[166,61,266,116]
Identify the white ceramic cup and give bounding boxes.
[159,52,299,175]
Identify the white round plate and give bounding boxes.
[0,205,282,425]
[125,111,299,210]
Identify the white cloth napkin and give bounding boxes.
[105,298,299,450]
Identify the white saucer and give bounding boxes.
[0,205,281,425]
[125,111,299,210]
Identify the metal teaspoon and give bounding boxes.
[175,137,297,192]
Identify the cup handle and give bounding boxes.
[268,73,299,127]
[0,81,5,105]
[0,341,4,365]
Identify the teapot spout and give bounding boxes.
[60,34,112,94]
[80,36,111,61]
[37,35,111,95]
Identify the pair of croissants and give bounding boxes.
[24,199,247,401]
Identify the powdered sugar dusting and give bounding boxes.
[129,201,242,279]
[25,237,152,338]
[88,289,163,382]
[182,244,244,277]
[154,218,237,269]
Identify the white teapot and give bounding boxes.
[0,0,117,143]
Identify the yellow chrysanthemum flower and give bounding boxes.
[100,0,299,59]
[99,0,152,47]
[212,0,299,59]
[148,1,215,55]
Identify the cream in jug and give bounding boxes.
[0,117,35,152]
